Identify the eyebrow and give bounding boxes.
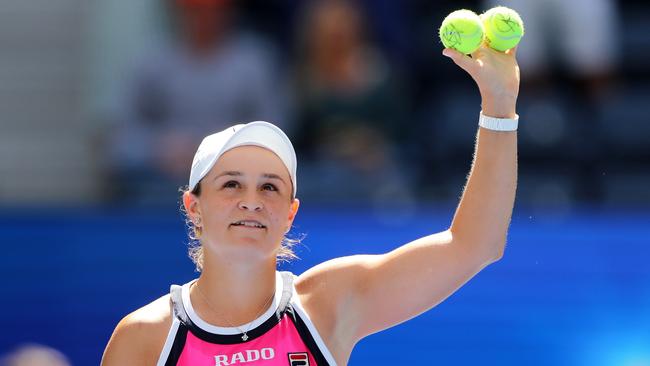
[213,171,287,185]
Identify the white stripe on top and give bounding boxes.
[155,316,180,366]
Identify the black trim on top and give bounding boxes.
[164,325,188,366]
[285,305,331,366]
[181,309,284,344]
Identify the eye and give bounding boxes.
[223,180,240,189]
[262,183,278,192]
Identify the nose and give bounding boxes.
[238,198,263,212]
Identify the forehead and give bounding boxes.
[210,145,290,178]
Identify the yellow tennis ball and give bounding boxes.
[439,9,485,55]
[481,6,524,52]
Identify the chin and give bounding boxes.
[224,235,280,258]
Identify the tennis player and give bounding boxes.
[101,43,520,366]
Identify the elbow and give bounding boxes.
[449,229,507,265]
[489,238,507,263]
[491,246,504,263]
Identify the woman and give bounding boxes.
[101,41,520,365]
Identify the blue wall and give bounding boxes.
[1,206,649,365]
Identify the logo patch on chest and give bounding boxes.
[288,352,310,366]
[214,348,275,366]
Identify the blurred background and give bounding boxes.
[0,0,648,365]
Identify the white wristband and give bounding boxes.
[478,111,519,131]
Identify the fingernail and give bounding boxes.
[442,49,452,58]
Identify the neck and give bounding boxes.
[191,255,277,327]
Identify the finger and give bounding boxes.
[442,48,477,73]
[470,42,491,59]
[506,45,518,57]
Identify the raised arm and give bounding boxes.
[297,44,520,345]
[445,44,519,259]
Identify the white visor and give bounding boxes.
[188,121,297,198]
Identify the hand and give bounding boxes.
[443,44,520,118]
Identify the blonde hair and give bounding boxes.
[180,184,301,272]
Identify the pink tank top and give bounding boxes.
[156,271,337,366]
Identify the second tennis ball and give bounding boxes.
[439,9,484,55]
[481,6,524,52]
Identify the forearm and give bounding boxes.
[449,115,518,259]
[440,41,520,259]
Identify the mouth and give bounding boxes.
[230,220,267,229]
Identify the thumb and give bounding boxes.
[442,48,477,74]
[506,45,518,57]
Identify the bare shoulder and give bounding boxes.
[101,294,173,366]
[295,255,373,307]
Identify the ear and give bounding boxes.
[284,198,300,234]
[183,191,201,218]
[287,198,300,224]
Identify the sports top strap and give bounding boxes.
[169,271,295,325]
